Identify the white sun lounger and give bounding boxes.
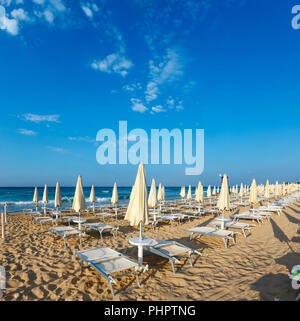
[82,223,119,240]
[50,226,83,248]
[33,216,55,227]
[253,206,281,216]
[186,226,240,248]
[209,220,255,237]
[144,239,202,274]
[94,212,118,221]
[230,213,265,226]
[76,247,140,298]
[157,214,189,225]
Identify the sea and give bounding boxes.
[0,186,209,213]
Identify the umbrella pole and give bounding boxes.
[138,222,144,266]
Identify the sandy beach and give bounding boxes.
[0,197,299,302]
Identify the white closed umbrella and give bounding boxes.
[212,186,216,196]
[72,176,86,215]
[55,182,62,208]
[148,179,158,209]
[161,185,166,200]
[89,185,96,212]
[111,182,119,206]
[239,183,244,201]
[157,183,163,201]
[33,187,39,212]
[125,163,149,267]
[180,186,186,200]
[207,185,211,198]
[195,181,203,204]
[217,174,230,228]
[42,184,48,214]
[264,179,270,206]
[187,185,192,201]
[125,163,149,232]
[249,179,258,205]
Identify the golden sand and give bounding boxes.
[0,200,299,301]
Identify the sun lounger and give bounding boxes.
[144,239,201,274]
[82,223,119,239]
[50,226,83,248]
[209,220,255,237]
[186,226,240,248]
[33,216,55,227]
[60,215,80,226]
[254,206,281,216]
[76,247,140,298]
[94,212,118,221]
[157,214,189,225]
[230,212,265,226]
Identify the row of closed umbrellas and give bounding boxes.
[30,164,299,268]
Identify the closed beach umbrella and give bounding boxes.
[217,174,230,227]
[90,185,96,203]
[89,185,96,212]
[180,186,186,199]
[239,183,244,200]
[264,179,270,207]
[264,180,270,199]
[195,181,203,203]
[148,178,158,208]
[157,183,163,201]
[249,179,258,204]
[125,163,149,233]
[33,187,39,211]
[162,186,166,200]
[212,186,216,196]
[217,187,220,194]
[72,176,86,214]
[54,182,62,208]
[111,182,119,206]
[217,174,230,211]
[187,185,192,201]
[42,184,49,214]
[207,185,211,198]
[42,184,48,204]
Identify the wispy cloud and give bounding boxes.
[19,113,60,123]
[68,136,95,143]
[47,146,68,154]
[81,2,99,19]
[130,98,148,113]
[18,128,38,136]
[91,53,133,77]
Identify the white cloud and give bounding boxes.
[47,146,68,154]
[11,8,29,21]
[145,81,159,103]
[18,129,38,136]
[68,136,95,143]
[131,98,148,113]
[0,5,18,35]
[20,113,60,123]
[81,2,99,18]
[43,9,54,23]
[151,105,166,113]
[122,82,142,92]
[33,0,45,4]
[144,48,184,104]
[49,0,66,12]
[81,5,93,18]
[91,53,133,77]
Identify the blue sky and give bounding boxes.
[0,0,299,187]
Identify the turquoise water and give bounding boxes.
[0,186,209,213]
